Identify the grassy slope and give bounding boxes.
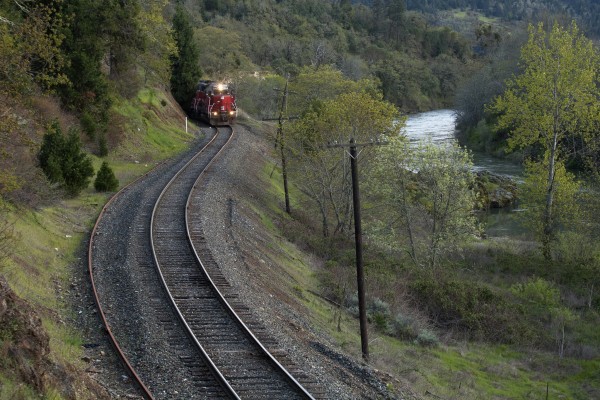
[0,88,197,399]
[248,121,600,400]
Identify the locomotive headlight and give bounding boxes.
[212,111,218,116]
[229,111,235,115]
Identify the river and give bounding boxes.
[402,109,523,179]
[403,109,525,237]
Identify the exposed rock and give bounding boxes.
[474,170,518,209]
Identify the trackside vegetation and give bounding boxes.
[271,19,600,399]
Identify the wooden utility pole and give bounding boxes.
[328,137,387,362]
[273,78,295,214]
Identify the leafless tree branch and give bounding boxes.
[0,14,14,25]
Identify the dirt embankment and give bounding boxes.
[0,276,109,399]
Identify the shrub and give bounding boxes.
[347,306,360,318]
[415,329,439,347]
[410,277,538,344]
[368,298,391,331]
[510,277,560,309]
[94,162,119,192]
[387,312,419,340]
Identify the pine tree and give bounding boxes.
[170,5,202,105]
[38,121,66,184]
[61,129,95,196]
[94,162,119,192]
[38,122,95,196]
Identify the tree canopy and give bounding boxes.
[370,138,478,270]
[490,22,600,258]
[288,87,400,237]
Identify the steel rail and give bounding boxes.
[88,161,167,400]
[149,127,239,399]
[185,128,317,400]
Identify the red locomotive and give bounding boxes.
[190,80,237,126]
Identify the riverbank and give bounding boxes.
[404,109,522,235]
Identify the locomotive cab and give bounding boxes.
[191,81,237,126]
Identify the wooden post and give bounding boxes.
[349,138,369,362]
[327,137,387,362]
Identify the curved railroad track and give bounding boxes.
[89,126,317,399]
[152,126,315,399]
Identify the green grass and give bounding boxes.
[0,375,38,400]
[366,335,597,400]
[260,162,302,216]
[112,91,197,162]
[1,194,105,364]
[138,88,164,108]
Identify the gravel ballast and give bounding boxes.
[82,121,414,399]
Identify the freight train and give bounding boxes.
[190,80,237,126]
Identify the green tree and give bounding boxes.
[386,0,406,46]
[60,0,111,130]
[374,53,440,112]
[59,0,145,137]
[371,138,479,270]
[103,0,146,79]
[288,91,400,237]
[288,65,379,116]
[520,159,580,254]
[170,4,201,105]
[94,161,119,192]
[60,129,95,196]
[490,22,600,260]
[137,0,177,85]
[38,121,66,184]
[38,122,94,196]
[234,73,286,119]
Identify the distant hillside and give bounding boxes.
[182,0,479,112]
[403,0,600,36]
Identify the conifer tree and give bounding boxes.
[94,162,119,192]
[38,121,65,184]
[60,129,95,196]
[170,4,202,105]
[38,122,95,196]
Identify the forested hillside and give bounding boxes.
[401,0,600,36]
[184,0,475,113]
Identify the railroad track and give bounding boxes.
[89,126,317,399]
